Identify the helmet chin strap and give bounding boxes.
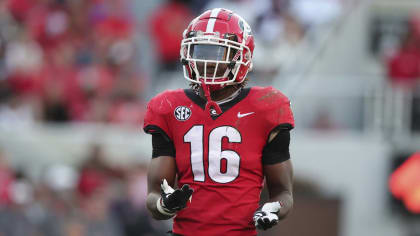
[200,80,222,116]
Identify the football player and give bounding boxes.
[144,8,294,236]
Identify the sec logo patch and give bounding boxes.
[174,106,191,121]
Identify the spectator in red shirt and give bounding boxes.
[387,16,420,88]
[149,0,194,71]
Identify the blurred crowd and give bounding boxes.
[0,145,170,236]
[0,0,147,125]
[0,0,345,127]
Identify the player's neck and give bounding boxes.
[215,88,242,104]
[199,86,241,103]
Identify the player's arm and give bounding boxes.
[146,133,193,220]
[147,153,177,220]
[264,159,293,219]
[254,128,293,230]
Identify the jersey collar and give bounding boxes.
[184,88,251,120]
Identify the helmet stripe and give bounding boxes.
[206,8,222,33]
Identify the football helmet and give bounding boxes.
[180,8,255,89]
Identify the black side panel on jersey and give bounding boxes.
[262,125,292,165]
[152,133,176,158]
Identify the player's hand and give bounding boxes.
[253,201,281,230]
[157,179,194,216]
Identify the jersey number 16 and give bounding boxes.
[184,125,241,184]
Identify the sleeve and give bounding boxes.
[152,133,176,158]
[143,95,173,141]
[265,90,295,133]
[261,129,290,165]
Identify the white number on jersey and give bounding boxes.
[184,125,241,183]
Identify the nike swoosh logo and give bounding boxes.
[237,112,255,118]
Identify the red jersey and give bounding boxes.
[143,86,294,236]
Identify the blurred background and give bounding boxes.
[0,0,419,235]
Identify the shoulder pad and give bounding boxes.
[147,89,184,115]
[252,87,290,110]
[252,86,294,130]
[143,89,184,138]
